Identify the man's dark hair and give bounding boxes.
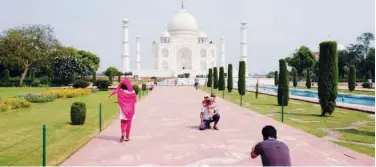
[210,93,216,97]
[262,125,277,140]
[120,84,128,90]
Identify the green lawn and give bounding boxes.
[201,86,375,157]
[0,87,52,98]
[0,87,148,166]
[295,86,374,96]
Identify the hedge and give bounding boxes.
[318,41,338,116]
[274,71,278,86]
[73,80,90,88]
[94,79,111,91]
[238,61,246,96]
[207,68,213,87]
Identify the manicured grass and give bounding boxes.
[0,88,149,165]
[201,86,375,157]
[294,86,374,96]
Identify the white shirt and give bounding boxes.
[201,107,211,120]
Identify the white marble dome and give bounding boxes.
[198,31,207,38]
[160,30,170,38]
[167,10,198,35]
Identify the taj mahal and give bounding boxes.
[121,4,249,78]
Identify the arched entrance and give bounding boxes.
[177,47,192,70]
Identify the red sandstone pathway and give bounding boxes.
[61,86,375,166]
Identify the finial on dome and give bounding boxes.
[123,18,129,24]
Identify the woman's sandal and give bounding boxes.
[120,135,125,142]
[125,138,130,142]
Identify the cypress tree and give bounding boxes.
[219,67,225,91]
[3,69,10,81]
[306,69,311,89]
[207,68,213,87]
[256,79,259,99]
[227,64,233,92]
[277,59,289,106]
[238,61,246,106]
[292,68,298,87]
[348,65,356,92]
[318,41,338,116]
[213,67,218,89]
[274,71,279,86]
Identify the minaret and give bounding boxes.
[136,35,141,70]
[122,18,130,73]
[220,36,226,68]
[240,20,248,77]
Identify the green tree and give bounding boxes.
[292,68,298,87]
[213,67,218,89]
[255,79,259,99]
[227,64,233,92]
[207,68,212,87]
[318,41,338,116]
[366,48,375,79]
[92,72,97,82]
[77,50,100,72]
[348,65,356,92]
[104,66,121,77]
[238,61,246,106]
[285,46,316,77]
[3,69,9,81]
[0,25,58,85]
[274,71,278,86]
[277,59,289,106]
[53,56,92,80]
[117,73,121,83]
[108,71,113,83]
[306,69,311,89]
[356,32,374,56]
[218,67,225,91]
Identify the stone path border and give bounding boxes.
[61,86,374,166]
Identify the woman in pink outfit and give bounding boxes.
[109,78,137,142]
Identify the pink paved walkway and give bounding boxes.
[61,86,375,166]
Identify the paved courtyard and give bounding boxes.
[61,86,375,166]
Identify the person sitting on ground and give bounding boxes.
[199,97,220,130]
[250,125,291,166]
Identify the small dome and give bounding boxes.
[198,31,207,38]
[123,18,129,23]
[167,10,198,35]
[160,30,170,38]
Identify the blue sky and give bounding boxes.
[0,0,374,74]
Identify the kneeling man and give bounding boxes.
[199,97,220,130]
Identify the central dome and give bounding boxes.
[167,10,198,35]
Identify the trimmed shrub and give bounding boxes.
[207,68,213,87]
[73,80,90,88]
[16,93,56,103]
[3,70,10,81]
[132,84,140,95]
[31,79,41,87]
[227,64,233,93]
[142,83,147,91]
[306,69,311,89]
[238,61,246,106]
[94,79,111,91]
[39,76,51,86]
[318,41,338,116]
[256,79,259,99]
[292,68,298,87]
[348,65,356,92]
[3,98,31,109]
[362,82,371,88]
[70,102,86,125]
[277,59,289,106]
[213,67,218,89]
[0,103,12,112]
[274,71,278,86]
[23,78,34,86]
[0,77,20,87]
[218,67,225,91]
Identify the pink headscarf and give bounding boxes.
[109,78,137,120]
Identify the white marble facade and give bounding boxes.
[153,9,217,77]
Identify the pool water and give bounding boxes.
[248,85,375,107]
